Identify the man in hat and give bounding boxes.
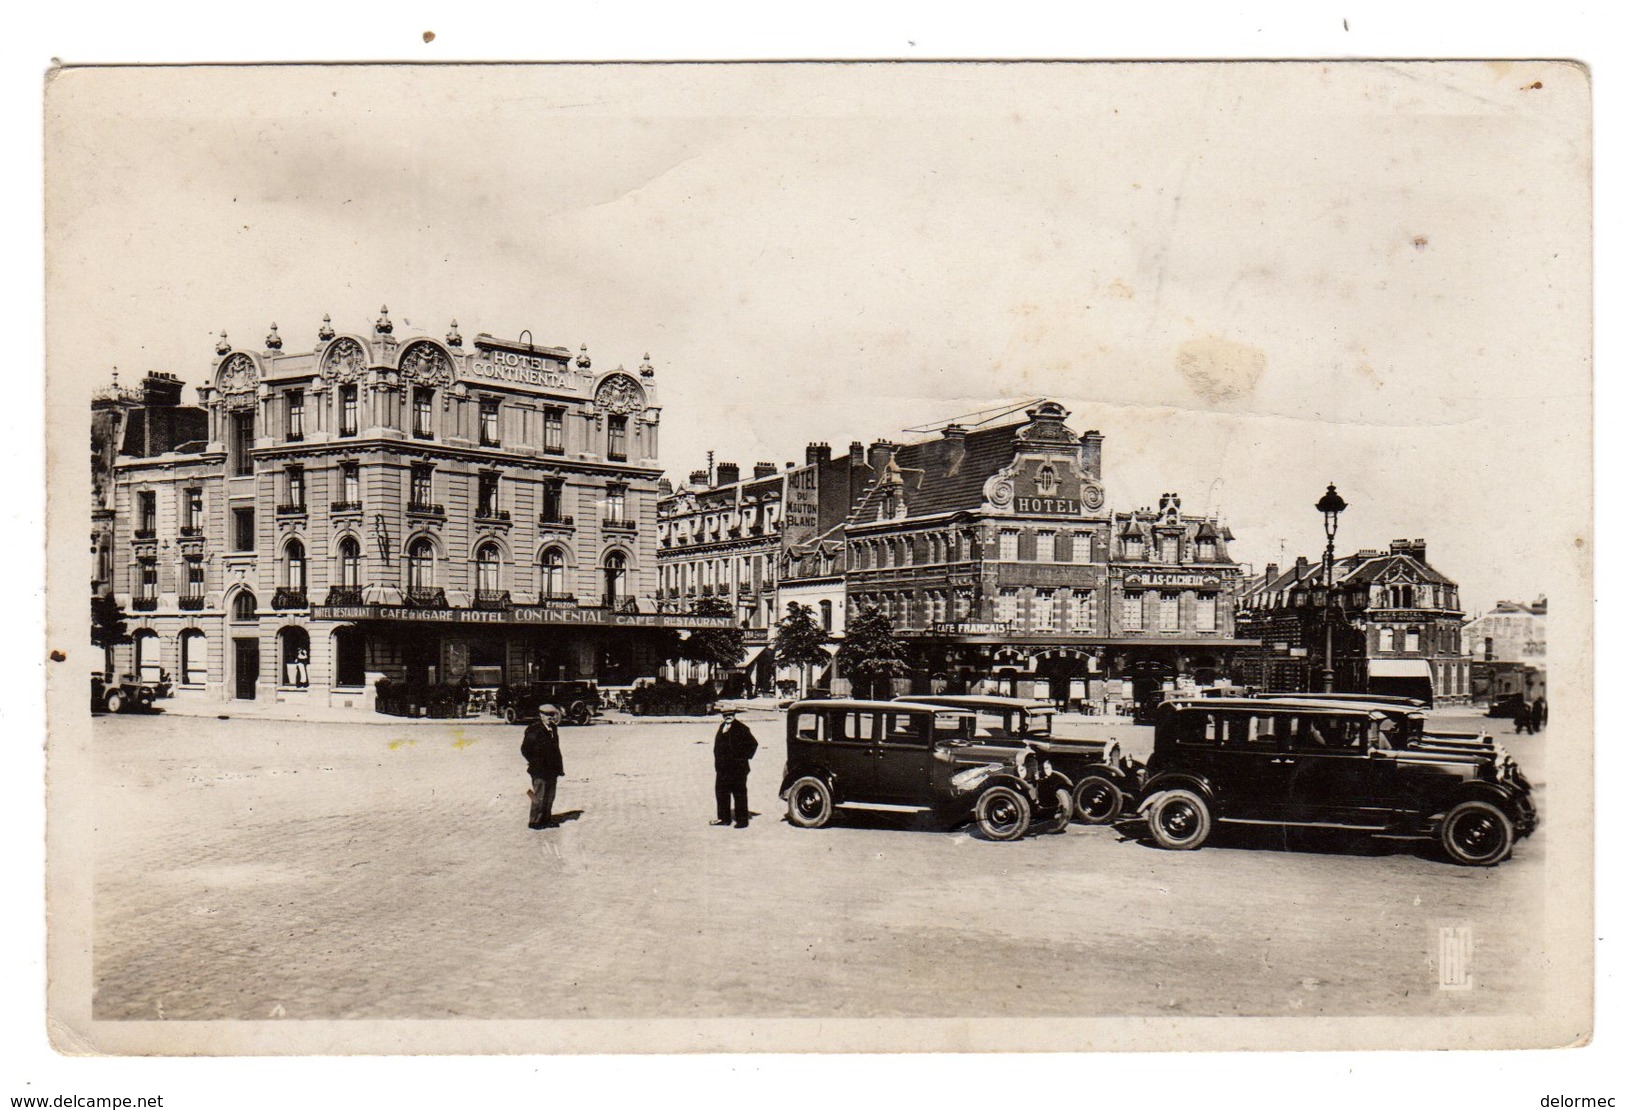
[522,704,565,829]
[711,706,758,828]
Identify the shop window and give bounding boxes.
[333,627,365,688]
[180,630,207,686]
[279,626,310,688]
[133,630,162,683]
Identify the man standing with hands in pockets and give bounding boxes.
[522,704,565,830]
[710,706,758,829]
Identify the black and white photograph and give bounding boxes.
[27,41,1602,1094]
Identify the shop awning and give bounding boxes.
[738,645,772,671]
[1368,659,1433,679]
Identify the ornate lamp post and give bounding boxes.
[1315,483,1348,692]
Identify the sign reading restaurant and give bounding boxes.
[312,605,733,628]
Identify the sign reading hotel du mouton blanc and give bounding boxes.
[470,348,578,390]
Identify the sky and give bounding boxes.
[45,61,1590,615]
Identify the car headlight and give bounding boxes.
[1018,756,1033,780]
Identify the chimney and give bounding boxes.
[1389,538,1427,562]
[1264,562,1279,582]
[805,441,832,466]
[141,372,184,408]
[754,462,777,479]
[1294,555,1310,571]
[1080,430,1103,480]
[867,440,894,473]
[941,424,967,475]
[849,441,865,464]
[715,461,740,487]
[849,441,868,507]
[687,469,709,489]
[657,477,673,496]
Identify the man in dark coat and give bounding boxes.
[1514,699,1533,735]
[521,704,565,829]
[711,707,758,828]
[1532,696,1548,733]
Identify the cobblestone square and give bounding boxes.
[90,707,1550,1024]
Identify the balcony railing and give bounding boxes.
[131,596,157,612]
[407,501,445,518]
[324,585,365,606]
[536,594,578,608]
[272,588,309,610]
[538,513,575,529]
[133,528,156,541]
[405,587,448,609]
[276,502,307,517]
[330,500,363,514]
[603,517,637,532]
[178,595,205,611]
[475,509,512,524]
[179,525,203,538]
[473,589,513,611]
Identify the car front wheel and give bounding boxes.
[1147,789,1212,851]
[786,776,834,829]
[1440,800,1514,866]
[974,785,1032,841]
[503,705,518,724]
[1072,774,1126,825]
[104,689,125,714]
[1048,787,1072,834]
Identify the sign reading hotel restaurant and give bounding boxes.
[470,348,579,391]
[312,605,732,628]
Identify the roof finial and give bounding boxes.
[576,344,591,370]
[265,322,282,350]
[215,330,232,356]
[639,352,655,378]
[375,305,393,335]
[318,313,335,341]
[445,319,463,347]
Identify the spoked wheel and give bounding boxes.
[503,705,519,724]
[974,785,1032,841]
[1440,800,1514,866]
[104,689,126,714]
[1072,775,1125,825]
[1048,788,1073,834]
[785,776,834,829]
[1147,789,1212,851]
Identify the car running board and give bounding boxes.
[838,801,934,814]
[1219,817,1390,832]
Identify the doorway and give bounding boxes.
[233,637,260,700]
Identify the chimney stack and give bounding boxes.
[1080,429,1103,479]
[687,469,709,489]
[867,440,895,474]
[1389,538,1427,562]
[754,462,777,479]
[715,461,741,487]
[141,372,185,408]
[805,441,832,466]
[1264,562,1279,582]
[941,424,968,475]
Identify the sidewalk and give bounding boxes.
[145,697,785,727]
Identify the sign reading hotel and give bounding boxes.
[470,348,579,391]
[312,605,732,628]
[783,466,820,545]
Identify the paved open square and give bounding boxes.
[91,708,1548,1022]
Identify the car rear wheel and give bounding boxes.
[786,776,834,829]
[1440,800,1514,866]
[566,700,593,726]
[1147,789,1212,851]
[503,705,519,724]
[974,785,1032,841]
[104,689,125,714]
[1072,774,1125,825]
[1048,787,1072,834]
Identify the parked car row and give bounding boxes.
[778,693,1539,867]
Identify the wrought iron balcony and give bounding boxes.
[272,588,309,610]
[475,509,512,524]
[603,517,637,532]
[324,585,365,606]
[330,500,363,514]
[537,593,578,608]
[405,587,448,609]
[178,595,205,611]
[133,528,156,541]
[131,596,158,612]
[538,513,575,529]
[276,502,307,517]
[179,525,203,538]
[473,589,512,611]
[407,501,445,518]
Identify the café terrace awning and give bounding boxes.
[1367,659,1434,679]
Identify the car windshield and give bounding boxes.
[933,712,975,740]
[1022,710,1053,737]
[971,711,1018,740]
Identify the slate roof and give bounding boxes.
[845,421,1025,526]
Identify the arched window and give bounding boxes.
[408,538,435,590]
[232,591,257,622]
[285,539,306,590]
[476,543,502,594]
[278,625,311,688]
[603,551,627,606]
[133,629,162,683]
[338,537,361,587]
[180,630,208,686]
[539,547,566,599]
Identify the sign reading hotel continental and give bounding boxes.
[471,348,580,391]
[312,605,732,628]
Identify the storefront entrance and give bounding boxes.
[233,637,259,700]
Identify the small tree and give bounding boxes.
[839,604,911,700]
[681,595,746,679]
[772,601,831,696]
[91,593,131,676]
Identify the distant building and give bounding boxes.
[1236,539,1470,703]
[1463,597,1547,704]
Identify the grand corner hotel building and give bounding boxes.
[97,309,727,709]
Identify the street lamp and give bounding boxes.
[1315,483,1348,692]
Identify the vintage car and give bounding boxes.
[494,681,602,725]
[1487,693,1527,718]
[895,694,1143,824]
[1135,697,1538,866]
[780,699,1073,841]
[92,669,171,714]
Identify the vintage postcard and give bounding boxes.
[42,60,1592,1056]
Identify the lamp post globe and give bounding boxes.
[1315,484,1347,693]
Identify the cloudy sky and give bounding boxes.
[45,61,1590,614]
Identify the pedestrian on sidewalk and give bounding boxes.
[711,706,758,829]
[1532,696,1548,733]
[522,704,565,829]
[1514,699,1533,735]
